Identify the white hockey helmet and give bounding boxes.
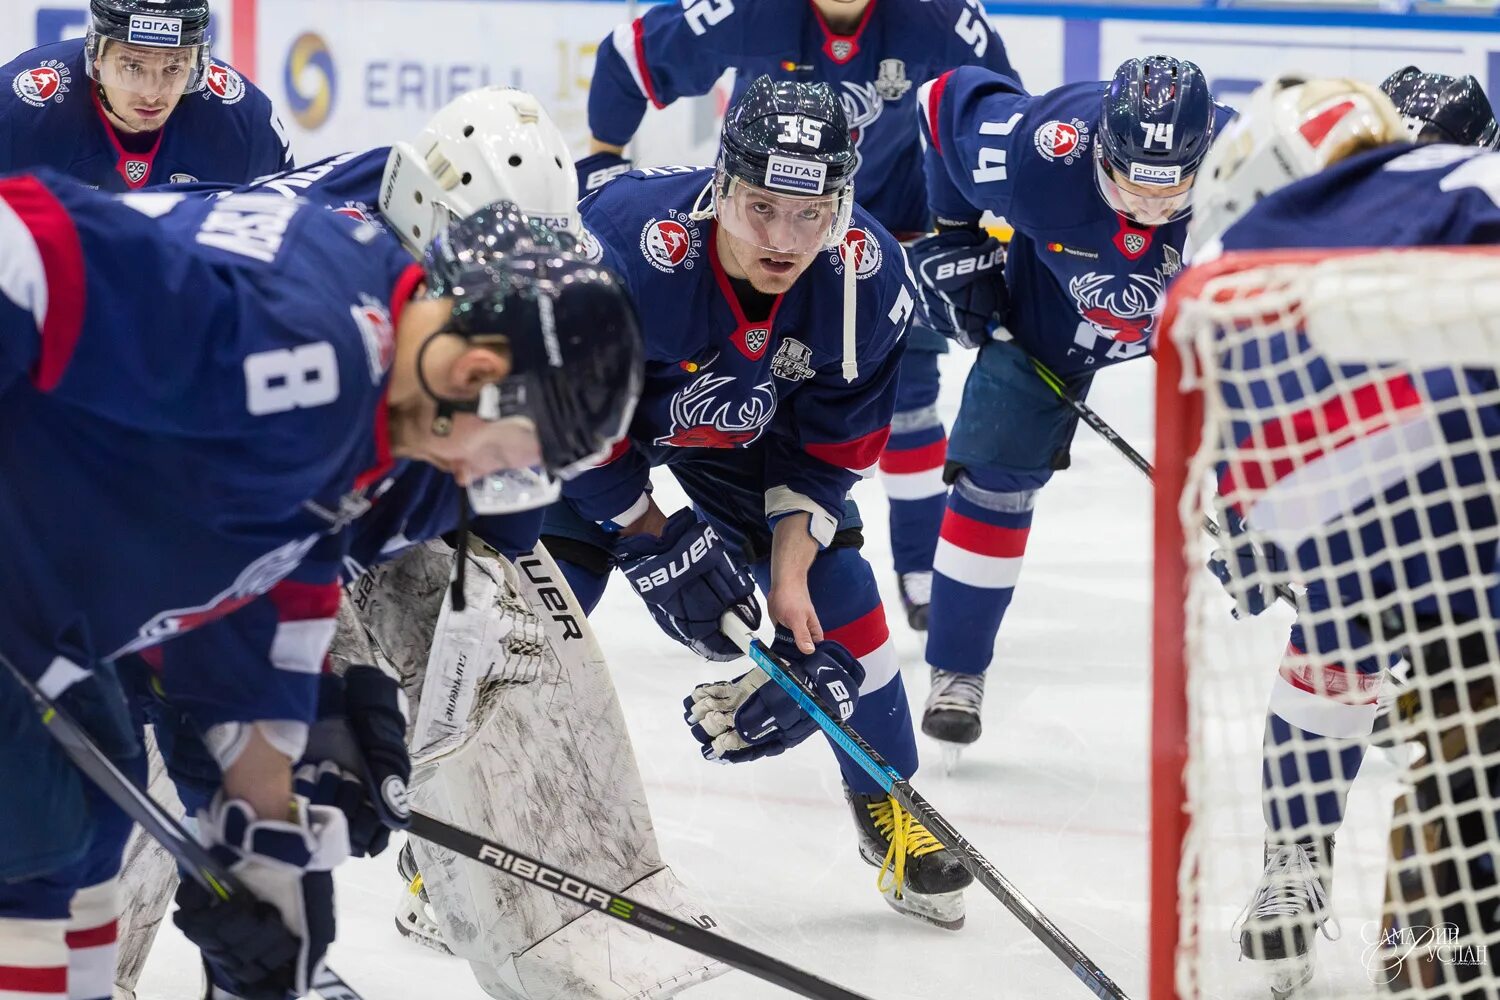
[380,86,579,254]
[1189,76,1407,254]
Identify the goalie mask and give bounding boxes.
[1188,76,1406,254]
[712,76,856,255]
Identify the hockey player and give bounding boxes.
[581,0,1020,629]
[115,89,727,1000]
[0,177,640,1000]
[910,57,1232,753]
[538,75,975,930]
[0,0,291,190]
[1381,65,1500,149]
[1188,75,1500,996]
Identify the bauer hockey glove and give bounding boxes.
[908,228,1008,349]
[684,630,865,763]
[175,792,348,1000]
[575,151,633,194]
[297,666,412,858]
[617,509,763,661]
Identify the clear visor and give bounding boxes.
[466,466,561,515]
[716,176,842,255]
[86,33,209,98]
[1094,149,1195,227]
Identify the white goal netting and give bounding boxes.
[1154,249,1500,1000]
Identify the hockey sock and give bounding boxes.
[64,881,117,1000]
[926,472,1035,676]
[0,917,66,1000]
[880,417,947,575]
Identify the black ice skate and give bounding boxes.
[845,785,971,930]
[1234,837,1336,999]
[897,571,933,631]
[922,668,985,770]
[395,841,453,956]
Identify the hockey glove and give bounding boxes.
[174,793,348,1000]
[617,509,762,662]
[908,228,1008,349]
[683,630,864,763]
[297,666,412,858]
[1207,510,1288,619]
[575,151,633,194]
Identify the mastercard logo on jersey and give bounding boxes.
[12,60,71,108]
[1034,118,1090,165]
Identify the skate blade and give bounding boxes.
[940,744,964,775]
[878,885,966,931]
[393,897,454,957]
[1265,955,1315,999]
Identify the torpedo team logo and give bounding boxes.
[1069,272,1164,346]
[13,61,71,108]
[204,64,247,104]
[1033,118,1090,165]
[640,211,702,273]
[655,373,778,449]
[828,228,882,280]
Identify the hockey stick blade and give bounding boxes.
[405,811,877,1000]
[1027,355,1298,611]
[719,614,1131,1000]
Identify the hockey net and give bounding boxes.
[1152,248,1500,1000]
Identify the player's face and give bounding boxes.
[94,42,195,132]
[1096,155,1197,227]
[716,180,836,293]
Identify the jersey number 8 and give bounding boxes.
[244,343,341,415]
[681,0,734,36]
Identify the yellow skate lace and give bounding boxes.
[865,796,946,900]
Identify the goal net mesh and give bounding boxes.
[1154,249,1500,1000]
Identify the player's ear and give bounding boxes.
[449,344,511,399]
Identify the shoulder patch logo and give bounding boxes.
[351,293,396,385]
[828,227,881,280]
[874,59,911,102]
[204,64,247,105]
[771,338,816,382]
[640,210,701,273]
[13,61,71,108]
[578,226,605,264]
[1033,118,1089,165]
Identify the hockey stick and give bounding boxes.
[1026,355,1299,610]
[719,614,1131,1000]
[0,651,372,998]
[404,811,878,1000]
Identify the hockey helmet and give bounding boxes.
[1096,56,1217,225]
[1188,76,1406,255]
[421,202,643,508]
[86,0,213,97]
[713,75,856,254]
[1381,66,1500,149]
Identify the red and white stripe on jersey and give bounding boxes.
[611,20,665,109]
[0,917,66,1000]
[917,72,955,157]
[0,176,86,392]
[878,438,947,500]
[932,510,1028,589]
[1269,644,1382,738]
[268,580,341,675]
[1220,373,1437,546]
[64,881,118,1000]
[825,604,899,692]
[806,425,891,478]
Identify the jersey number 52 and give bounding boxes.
[954,0,989,58]
[681,0,733,35]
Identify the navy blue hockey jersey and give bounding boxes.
[589,0,1015,236]
[1203,143,1500,619]
[0,171,419,720]
[921,68,1235,377]
[0,39,291,191]
[566,166,914,544]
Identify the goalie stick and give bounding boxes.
[0,649,372,999]
[719,614,1131,1000]
[1026,354,1299,611]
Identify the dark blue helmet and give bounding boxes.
[719,75,856,195]
[1099,56,1217,187]
[1380,66,1500,149]
[423,201,643,478]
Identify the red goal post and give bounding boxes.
[1151,247,1500,1000]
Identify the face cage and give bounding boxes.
[85,29,211,96]
[713,170,853,254]
[1093,145,1194,227]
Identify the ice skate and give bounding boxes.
[896,571,933,631]
[846,785,971,930]
[1233,837,1336,999]
[922,668,984,769]
[394,841,452,956]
